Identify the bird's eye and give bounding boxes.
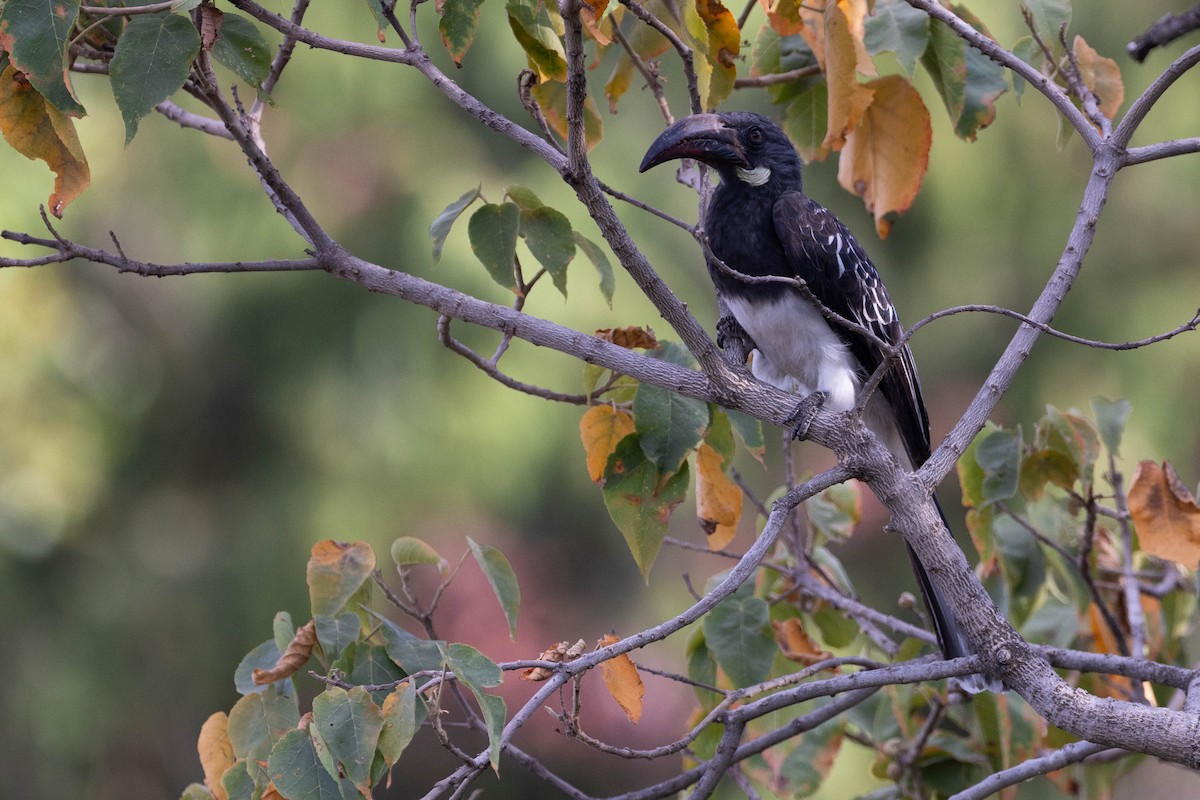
[746,126,764,145]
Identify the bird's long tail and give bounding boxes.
[905,496,1002,694]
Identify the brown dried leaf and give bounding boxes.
[596,634,644,723]
[772,617,833,664]
[837,74,931,238]
[199,5,224,52]
[252,619,317,685]
[1128,460,1200,566]
[521,639,587,681]
[1072,36,1124,122]
[595,325,659,350]
[197,712,234,800]
[696,442,742,550]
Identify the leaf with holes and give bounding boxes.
[602,435,690,578]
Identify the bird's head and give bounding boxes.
[639,112,802,190]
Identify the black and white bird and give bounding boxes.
[640,111,995,692]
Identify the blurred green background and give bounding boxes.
[2,1,1200,798]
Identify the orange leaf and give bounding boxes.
[757,0,804,36]
[252,619,317,685]
[0,66,90,217]
[580,405,635,482]
[581,0,612,44]
[596,633,644,723]
[197,712,235,800]
[772,617,833,664]
[1128,460,1200,566]
[837,74,931,238]
[1072,36,1124,122]
[821,0,874,152]
[1085,603,1131,698]
[696,442,742,550]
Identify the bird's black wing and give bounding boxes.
[772,191,932,465]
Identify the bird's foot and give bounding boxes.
[716,315,756,368]
[786,391,828,441]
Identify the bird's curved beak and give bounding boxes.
[639,114,749,172]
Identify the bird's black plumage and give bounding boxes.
[641,112,995,692]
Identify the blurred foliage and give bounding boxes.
[1,0,1200,797]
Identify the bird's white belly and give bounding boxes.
[723,292,860,412]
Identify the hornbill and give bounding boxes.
[640,111,996,693]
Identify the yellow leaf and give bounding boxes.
[0,66,90,217]
[821,0,874,152]
[597,633,644,723]
[837,74,931,238]
[530,79,603,150]
[197,712,234,800]
[696,442,742,550]
[693,0,740,109]
[580,405,635,482]
[1128,460,1200,566]
[1072,36,1124,122]
[772,617,833,664]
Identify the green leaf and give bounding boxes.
[360,0,388,36]
[975,427,1021,505]
[467,202,521,292]
[334,642,406,704]
[812,605,860,649]
[390,535,448,575]
[1092,396,1131,455]
[439,0,486,65]
[267,728,355,800]
[601,435,690,578]
[632,382,708,473]
[0,0,85,115]
[467,537,521,640]
[506,0,567,81]
[429,186,481,263]
[1022,0,1071,46]
[726,408,765,464]
[445,642,503,689]
[110,13,202,143]
[776,702,844,796]
[235,639,290,696]
[446,643,506,772]
[921,8,1008,140]
[504,184,543,210]
[273,610,295,655]
[805,481,862,541]
[178,784,211,800]
[315,613,361,662]
[307,540,376,619]
[864,0,930,76]
[211,13,271,89]
[220,761,256,800]
[476,692,507,773]
[311,686,383,791]
[783,82,829,163]
[371,612,446,674]
[702,589,776,687]
[704,407,736,466]
[378,681,420,767]
[520,205,575,298]
[573,232,615,307]
[992,515,1045,627]
[228,686,301,763]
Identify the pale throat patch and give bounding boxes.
[736,165,772,186]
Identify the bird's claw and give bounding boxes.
[716,315,755,351]
[787,391,828,441]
